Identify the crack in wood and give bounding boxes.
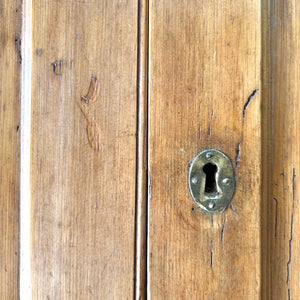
[235,142,241,169]
[199,124,201,140]
[286,168,296,287]
[221,214,227,243]
[286,213,293,286]
[273,197,278,239]
[293,168,296,203]
[211,250,213,269]
[78,76,102,151]
[52,60,62,76]
[230,204,238,217]
[243,89,259,118]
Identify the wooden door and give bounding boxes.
[1,0,300,299]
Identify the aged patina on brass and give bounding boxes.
[189,149,235,213]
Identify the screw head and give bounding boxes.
[205,152,213,160]
[222,178,231,185]
[191,176,198,184]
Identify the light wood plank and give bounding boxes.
[148,1,261,298]
[263,1,300,299]
[0,0,21,298]
[31,1,138,298]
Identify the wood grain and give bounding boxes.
[148,0,261,298]
[262,1,300,299]
[31,1,138,298]
[0,0,21,298]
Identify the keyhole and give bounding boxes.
[202,162,218,194]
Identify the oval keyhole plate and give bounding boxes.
[189,149,235,213]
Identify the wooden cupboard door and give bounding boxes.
[147,0,300,299]
[0,0,299,299]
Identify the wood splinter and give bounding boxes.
[81,76,100,104]
[78,77,102,151]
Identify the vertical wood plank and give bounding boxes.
[263,1,300,299]
[0,0,21,298]
[31,1,138,298]
[148,1,261,298]
[135,0,149,299]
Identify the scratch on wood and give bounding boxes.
[81,76,100,104]
[287,169,296,286]
[210,239,214,268]
[273,197,278,239]
[52,60,62,76]
[235,142,241,169]
[208,124,211,136]
[221,214,227,243]
[78,76,102,151]
[148,175,152,203]
[288,289,291,300]
[211,109,214,119]
[230,204,238,217]
[199,125,201,140]
[293,168,296,202]
[243,89,259,118]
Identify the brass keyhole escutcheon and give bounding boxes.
[189,149,235,213]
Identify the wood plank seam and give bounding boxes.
[135,0,149,299]
[20,0,33,298]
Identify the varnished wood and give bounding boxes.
[263,1,300,299]
[0,0,21,298]
[30,1,138,298]
[148,1,261,298]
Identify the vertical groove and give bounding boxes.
[20,0,32,298]
[146,0,150,297]
[135,0,149,299]
[261,0,272,299]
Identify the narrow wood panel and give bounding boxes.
[31,1,138,298]
[135,0,149,299]
[0,0,21,298]
[263,1,300,299]
[149,1,261,298]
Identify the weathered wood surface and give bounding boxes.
[262,1,300,299]
[0,0,21,298]
[1,0,299,298]
[148,0,261,298]
[31,1,138,298]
